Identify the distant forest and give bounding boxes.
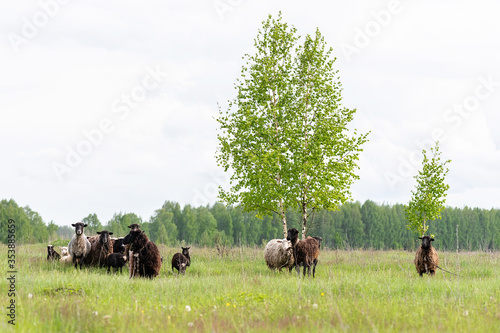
[1,198,499,250]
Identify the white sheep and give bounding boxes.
[264,238,294,272]
[59,246,73,264]
[68,222,91,270]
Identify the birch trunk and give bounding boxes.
[279,199,287,238]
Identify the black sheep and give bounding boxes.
[112,237,126,254]
[124,224,141,261]
[171,247,191,275]
[107,253,127,274]
[47,245,61,261]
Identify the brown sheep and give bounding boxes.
[123,229,162,279]
[414,235,439,276]
[286,228,321,278]
[84,230,114,267]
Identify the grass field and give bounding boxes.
[1,244,499,332]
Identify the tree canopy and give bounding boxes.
[405,141,451,237]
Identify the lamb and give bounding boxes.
[68,222,91,270]
[107,253,128,274]
[47,245,61,261]
[59,246,72,264]
[286,228,321,278]
[264,239,294,272]
[414,235,439,276]
[171,247,191,275]
[123,229,162,279]
[85,230,114,267]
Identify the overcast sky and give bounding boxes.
[2,0,500,226]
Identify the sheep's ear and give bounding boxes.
[97,231,101,234]
[431,238,435,241]
[71,224,76,227]
[418,237,423,239]
[109,232,113,235]
[84,224,88,227]
[187,247,190,250]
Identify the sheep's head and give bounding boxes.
[286,228,299,245]
[128,223,141,231]
[182,247,190,257]
[60,247,69,256]
[47,245,55,254]
[419,235,434,249]
[71,222,87,236]
[122,229,142,245]
[313,236,323,248]
[97,230,113,245]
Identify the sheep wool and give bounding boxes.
[415,235,439,276]
[264,239,294,272]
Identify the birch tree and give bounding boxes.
[217,13,368,239]
[405,141,451,237]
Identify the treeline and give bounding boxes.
[1,198,499,250]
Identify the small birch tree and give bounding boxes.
[405,141,451,237]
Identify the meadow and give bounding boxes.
[1,244,499,332]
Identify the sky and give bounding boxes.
[1,0,500,226]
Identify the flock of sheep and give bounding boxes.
[265,230,441,277]
[46,222,189,278]
[46,222,440,278]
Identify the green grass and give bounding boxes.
[1,245,499,332]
